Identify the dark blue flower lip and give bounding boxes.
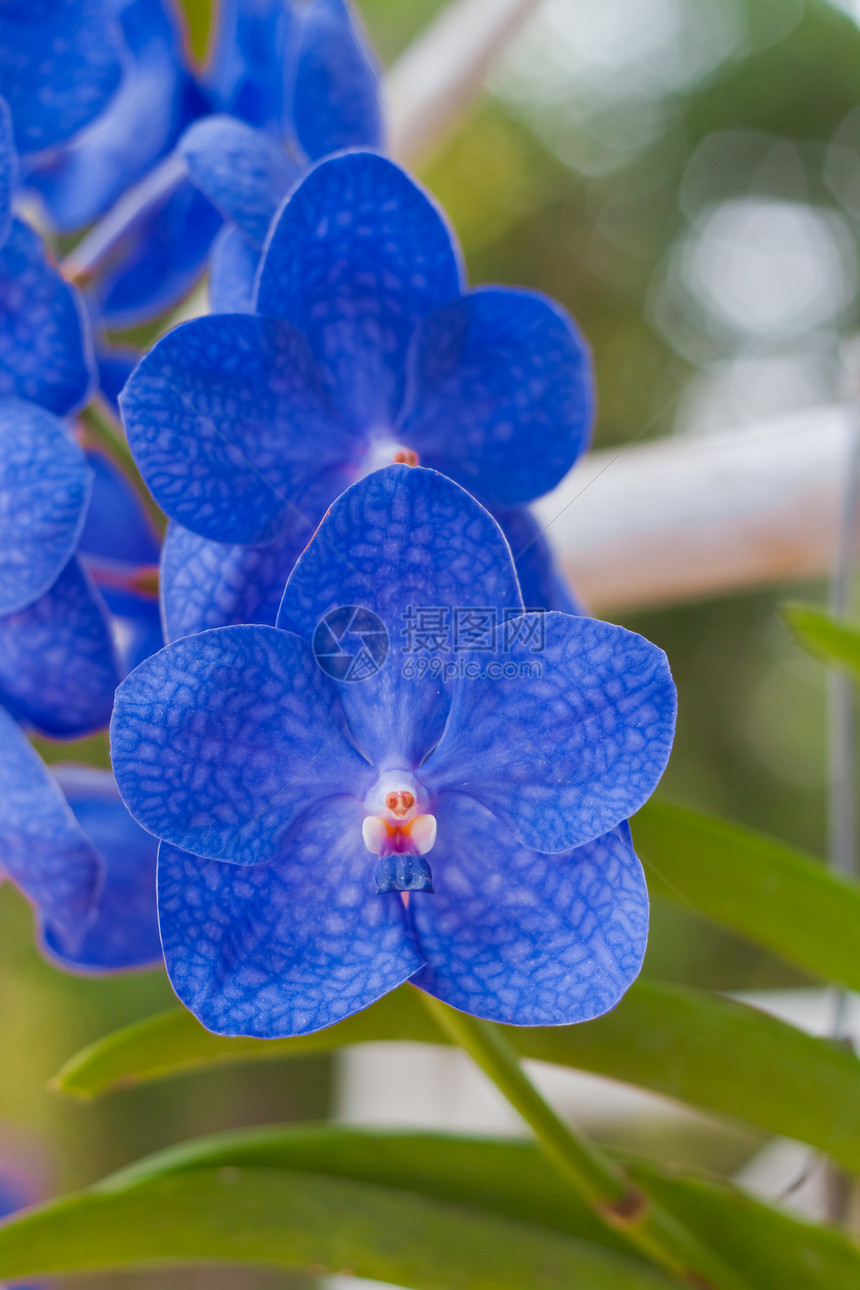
[0,0,123,155]
[112,466,674,1034]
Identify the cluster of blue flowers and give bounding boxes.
[0,0,676,1036]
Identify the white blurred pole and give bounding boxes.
[385,0,543,165]
[534,406,854,613]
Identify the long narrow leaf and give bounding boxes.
[55,979,860,1175]
[633,800,860,989]
[3,1127,860,1290]
[0,1164,671,1290]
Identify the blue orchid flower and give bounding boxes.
[0,707,160,970]
[28,0,381,330]
[0,0,122,156]
[120,150,593,644]
[111,466,674,1037]
[0,93,127,733]
[22,0,206,234]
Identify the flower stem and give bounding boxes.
[78,397,166,539]
[419,992,754,1290]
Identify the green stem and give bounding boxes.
[419,992,754,1290]
[78,398,166,539]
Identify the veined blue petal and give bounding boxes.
[423,611,677,854]
[0,398,92,615]
[42,765,161,971]
[111,624,374,864]
[0,0,122,153]
[0,219,93,416]
[0,96,18,249]
[181,115,299,249]
[400,287,594,506]
[278,464,522,768]
[411,797,647,1025]
[159,796,421,1037]
[160,476,334,640]
[0,707,100,951]
[120,312,351,543]
[292,0,383,162]
[257,151,463,433]
[0,558,120,738]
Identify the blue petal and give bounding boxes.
[208,224,259,313]
[292,0,383,162]
[0,558,119,738]
[207,0,298,134]
[41,765,161,971]
[111,624,374,864]
[120,312,351,543]
[23,0,195,232]
[400,287,593,506]
[0,97,18,249]
[278,464,522,768]
[78,448,161,569]
[0,219,93,415]
[492,504,583,615]
[88,177,221,329]
[0,0,122,153]
[411,796,647,1025]
[256,151,463,433]
[424,611,677,854]
[159,796,421,1037]
[107,588,163,674]
[160,484,331,640]
[181,115,299,249]
[0,707,100,951]
[95,343,139,413]
[0,398,92,614]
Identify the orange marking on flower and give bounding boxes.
[393,447,419,467]
[385,789,415,818]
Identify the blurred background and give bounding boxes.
[4,0,860,1283]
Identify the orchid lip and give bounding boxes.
[362,773,436,892]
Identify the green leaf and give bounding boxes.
[56,980,860,1176]
[3,1127,860,1290]
[633,800,860,991]
[0,1164,672,1290]
[783,604,860,679]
